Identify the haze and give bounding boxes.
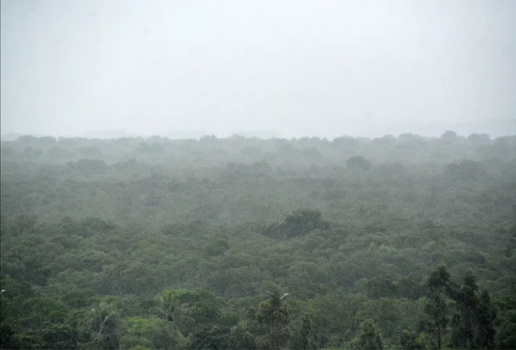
[1,0,515,139]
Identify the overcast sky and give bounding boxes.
[1,0,515,138]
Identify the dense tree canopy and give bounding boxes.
[1,132,515,349]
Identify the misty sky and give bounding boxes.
[1,0,515,138]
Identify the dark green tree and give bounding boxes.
[451,270,479,349]
[400,330,418,350]
[451,271,496,349]
[82,300,121,350]
[424,265,454,349]
[477,290,497,349]
[265,209,330,239]
[497,288,516,350]
[291,314,316,350]
[254,291,291,349]
[229,323,257,350]
[189,324,230,350]
[353,319,383,350]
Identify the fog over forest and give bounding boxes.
[1,1,516,350]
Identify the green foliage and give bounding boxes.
[425,265,454,349]
[229,322,257,350]
[252,291,292,349]
[423,268,498,350]
[264,208,330,239]
[290,314,317,350]
[400,330,436,350]
[451,271,497,349]
[496,288,516,349]
[1,133,515,349]
[204,238,230,257]
[189,325,230,350]
[352,319,383,350]
[82,300,122,349]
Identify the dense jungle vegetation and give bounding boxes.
[1,131,515,349]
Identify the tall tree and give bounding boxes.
[476,290,497,349]
[291,314,317,350]
[82,300,121,350]
[497,288,516,350]
[425,265,454,349]
[254,291,291,349]
[452,271,496,349]
[353,319,383,350]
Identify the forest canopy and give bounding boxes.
[1,132,515,349]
